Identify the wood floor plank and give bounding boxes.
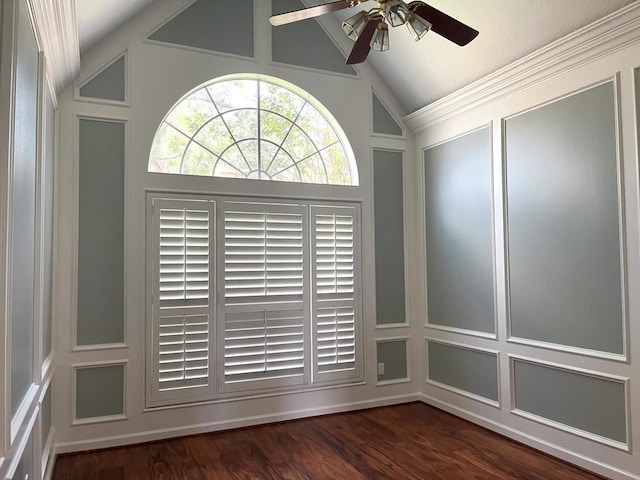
[53,403,606,480]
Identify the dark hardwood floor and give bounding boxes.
[53,402,605,479]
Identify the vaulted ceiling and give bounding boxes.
[74,0,637,113]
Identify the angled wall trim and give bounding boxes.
[146,0,254,59]
[405,2,640,131]
[77,51,127,104]
[372,91,403,137]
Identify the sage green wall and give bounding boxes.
[372,93,402,136]
[79,55,125,102]
[76,365,125,419]
[636,68,640,152]
[373,150,406,325]
[513,360,626,443]
[10,0,39,414]
[42,385,52,450]
[272,0,355,75]
[377,340,408,382]
[428,341,498,402]
[77,119,125,345]
[42,78,55,360]
[424,126,495,334]
[149,0,254,58]
[505,83,623,354]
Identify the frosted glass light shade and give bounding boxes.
[387,2,410,27]
[370,22,390,51]
[342,11,369,41]
[406,13,431,41]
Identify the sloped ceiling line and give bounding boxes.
[404,2,640,133]
[31,0,80,92]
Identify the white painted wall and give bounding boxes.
[54,0,419,453]
[0,0,58,478]
[408,4,640,479]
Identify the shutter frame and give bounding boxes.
[147,198,216,406]
[218,201,311,393]
[311,205,363,384]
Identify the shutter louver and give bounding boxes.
[158,313,209,390]
[312,207,361,380]
[150,199,214,405]
[221,203,308,391]
[224,210,304,303]
[159,208,210,307]
[224,308,305,383]
[317,306,356,372]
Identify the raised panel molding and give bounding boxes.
[30,0,80,92]
[404,2,640,132]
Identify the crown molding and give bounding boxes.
[30,0,80,93]
[404,2,640,133]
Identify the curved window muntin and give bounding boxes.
[148,74,359,186]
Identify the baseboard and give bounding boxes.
[43,451,56,480]
[55,393,421,454]
[419,394,640,480]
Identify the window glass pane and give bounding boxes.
[260,111,292,145]
[149,123,189,173]
[259,83,305,120]
[149,76,357,185]
[165,88,217,136]
[194,117,234,156]
[182,143,218,176]
[207,79,257,113]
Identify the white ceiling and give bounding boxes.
[75,0,637,113]
[75,0,156,52]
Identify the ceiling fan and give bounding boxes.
[269,0,479,65]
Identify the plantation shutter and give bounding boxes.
[219,202,310,392]
[311,205,362,383]
[149,198,215,405]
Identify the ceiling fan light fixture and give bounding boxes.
[386,1,410,27]
[342,10,369,41]
[370,21,390,52]
[406,12,431,41]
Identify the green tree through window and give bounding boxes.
[149,76,358,185]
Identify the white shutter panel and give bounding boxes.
[311,205,362,383]
[148,198,215,406]
[219,202,309,392]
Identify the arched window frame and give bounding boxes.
[148,74,359,186]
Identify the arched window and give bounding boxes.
[149,75,358,185]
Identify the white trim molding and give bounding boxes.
[30,0,80,92]
[375,336,411,386]
[508,355,631,452]
[70,360,128,426]
[404,2,640,132]
[420,394,640,480]
[425,338,501,408]
[74,49,130,108]
[56,393,421,454]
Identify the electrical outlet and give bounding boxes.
[377,362,384,375]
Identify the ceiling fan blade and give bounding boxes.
[270,1,359,27]
[346,18,380,65]
[409,2,479,46]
